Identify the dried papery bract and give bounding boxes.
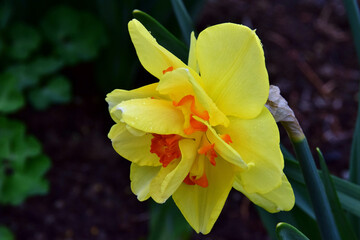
[266,85,304,142]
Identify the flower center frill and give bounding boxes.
[149,66,233,188]
[150,134,182,167]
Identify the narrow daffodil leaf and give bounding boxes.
[317,148,357,240]
[276,222,310,240]
[343,0,360,65]
[292,139,341,240]
[257,205,321,240]
[170,0,194,46]
[132,9,188,63]
[344,0,360,235]
[283,148,360,219]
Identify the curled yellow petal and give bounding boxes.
[233,174,295,212]
[130,163,160,201]
[106,83,160,111]
[150,139,197,203]
[111,98,186,136]
[108,123,161,166]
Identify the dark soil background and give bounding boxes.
[1,0,359,239]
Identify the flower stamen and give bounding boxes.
[162,66,174,74]
[198,143,217,166]
[220,134,233,144]
[183,172,208,188]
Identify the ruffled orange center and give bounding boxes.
[150,134,182,167]
[149,67,233,188]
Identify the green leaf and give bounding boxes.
[170,0,194,46]
[6,64,40,89]
[0,117,51,205]
[276,222,310,240]
[0,2,11,29]
[0,171,49,205]
[30,57,64,76]
[292,139,341,240]
[283,150,360,219]
[0,226,14,240]
[257,205,321,240]
[0,37,4,56]
[317,149,357,240]
[343,0,360,65]
[25,155,51,178]
[148,198,192,240]
[41,6,107,65]
[28,75,71,110]
[344,0,360,235]
[0,72,25,113]
[7,22,41,60]
[132,9,188,63]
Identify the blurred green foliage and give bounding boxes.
[0,225,14,240]
[41,6,106,65]
[0,4,106,112]
[0,3,106,203]
[0,2,107,237]
[0,117,50,205]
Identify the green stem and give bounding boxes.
[292,138,341,240]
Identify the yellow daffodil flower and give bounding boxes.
[106,19,295,234]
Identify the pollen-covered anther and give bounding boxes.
[150,134,182,167]
[198,143,217,166]
[162,66,174,74]
[220,134,233,144]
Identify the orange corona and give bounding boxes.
[150,134,182,167]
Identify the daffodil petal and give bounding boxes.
[150,139,197,203]
[106,83,160,110]
[188,32,199,73]
[111,98,186,136]
[193,115,247,170]
[216,107,283,194]
[128,19,187,79]
[173,157,235,234]
[197,23,269,119]
[130,163,161,201]
[233,174,295,212]
[108,123,161,166]
[156,68,194,102]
